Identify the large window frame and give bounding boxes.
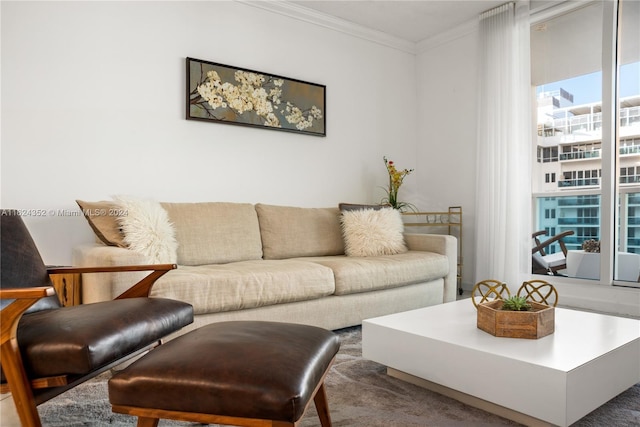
[531,0,639,288]
[598,0,617,285]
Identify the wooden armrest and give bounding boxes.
[47,264,177,275]
[1,287,57,348]
[532,230,548,239]
[47,264,177,300]
[0,286,56,300]
[532,231,575,254]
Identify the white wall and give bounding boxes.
[416,27,480,290]
[1,1,417,264]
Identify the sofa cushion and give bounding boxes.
[76,200,126,247]
[149,260,336,315]
[161,202,263,266]
[255,204,344,259]
[340,207,407,256]
[114,196,178,264]
[302,251,449,295]
[338,202,384,212]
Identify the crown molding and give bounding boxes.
[236,0,417,55]
[416,17,479,54]
[415,1,594,54]
[237,1,598,57]
[530,0,595,24]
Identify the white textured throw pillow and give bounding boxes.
[341,208,407,257]
[113,195,178,264]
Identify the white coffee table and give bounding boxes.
[362,300,640,427]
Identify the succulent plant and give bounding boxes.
[501,295,532,311]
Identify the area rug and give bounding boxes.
[38,326,640,426]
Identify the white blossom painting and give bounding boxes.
[187,57,326,136]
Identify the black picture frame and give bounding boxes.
[186,57,326,136]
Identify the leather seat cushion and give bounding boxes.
[15,298,193,378]
[108,321,340,423]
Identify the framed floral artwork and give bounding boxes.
[186,57,326,136]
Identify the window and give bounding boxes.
[538,146,559,163]
[531,1,640,286]
[548,173,556,183]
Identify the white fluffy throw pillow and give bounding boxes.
[113,195,178,264]
[340,208,407,257]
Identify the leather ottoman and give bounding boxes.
[108,321,340,427]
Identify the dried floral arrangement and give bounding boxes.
[582,239,600,253]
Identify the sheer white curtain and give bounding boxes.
[475,1,532,286]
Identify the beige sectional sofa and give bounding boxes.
[73,200,457,336]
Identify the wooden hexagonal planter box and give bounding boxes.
[477,299,555,339]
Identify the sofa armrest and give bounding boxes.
[72,244,153,303]
[404,233,458,303]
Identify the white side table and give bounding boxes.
[565,250,640,281]
[566,250,599,279]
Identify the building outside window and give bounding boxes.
[531,0,639,285]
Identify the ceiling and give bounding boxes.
[288,0,508,43]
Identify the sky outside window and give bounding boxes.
[536,62,639,104]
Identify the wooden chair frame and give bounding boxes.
[532,230,575,275]
[1,264,176,427]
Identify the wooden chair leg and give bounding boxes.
[313,383,332,427]
[1,296,45,427]
[137,417,160,427]
[1,341,41,427]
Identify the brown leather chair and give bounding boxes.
[0,210,194,427]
